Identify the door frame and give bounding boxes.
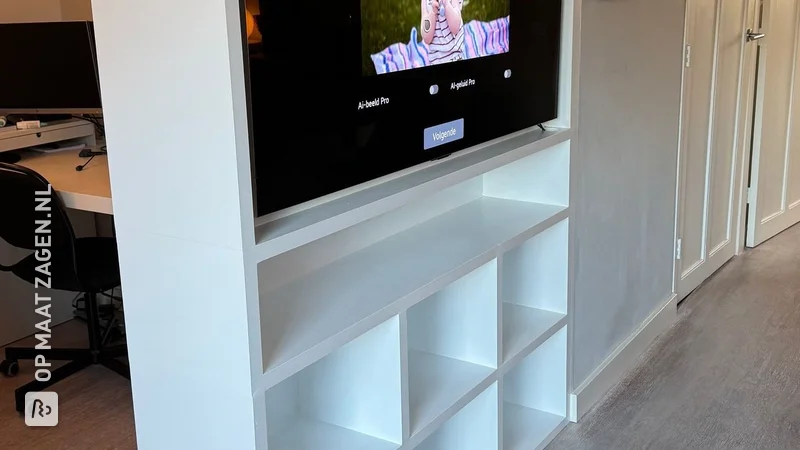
[736,0,762,252]
[672,0,760,298]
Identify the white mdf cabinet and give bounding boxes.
[92,0,579,447]
[255,136,573,450]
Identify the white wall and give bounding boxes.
[573,0,685,387]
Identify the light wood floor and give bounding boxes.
[549,223,800,449]
[0,320,136,450]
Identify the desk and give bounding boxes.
[16,149,113,215]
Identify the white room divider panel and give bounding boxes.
[92,0,260,448]
[93,0,579,447]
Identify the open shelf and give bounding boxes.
[408,351,494,439]
[252,128,570,261]
[265,317,402,450]
[259,197,568,387]
[406,260,498,436]
[501,219,569,363]
[252,134,573,449]
[268,419,400,450]
[502,304,567,366]
[502,325,568,450]
[414,382,499,450]
[503,403,566,450]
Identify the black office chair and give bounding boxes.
[0,162,129,413]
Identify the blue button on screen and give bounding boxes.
[424,119,464,150]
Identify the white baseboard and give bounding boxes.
[569,293,678,422]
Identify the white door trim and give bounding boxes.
[735,0,761,253]
[672,0,692,296]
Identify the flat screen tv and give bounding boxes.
[248,0,563,217]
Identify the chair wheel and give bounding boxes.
[0,359,19,377]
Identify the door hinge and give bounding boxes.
[676,238,682,260]
[747,187,753,204]
[685,45,692,68]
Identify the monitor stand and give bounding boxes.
[0,119,96,155]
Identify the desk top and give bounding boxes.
[17,149,113,215]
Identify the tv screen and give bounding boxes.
[250,0,562,217]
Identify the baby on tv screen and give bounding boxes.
[250,0,561,217]
[361,0,510,75]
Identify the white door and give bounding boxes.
[746,0,800,246]
[675,0,756,299]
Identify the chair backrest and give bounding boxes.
[0,162,77,273]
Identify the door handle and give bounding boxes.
[747,29,766,42]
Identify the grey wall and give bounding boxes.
[573,0,686,385]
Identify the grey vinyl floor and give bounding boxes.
[548,223,800,450]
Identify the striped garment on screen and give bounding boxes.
[429,0,465,65]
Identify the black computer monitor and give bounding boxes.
[0,21,102,114]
